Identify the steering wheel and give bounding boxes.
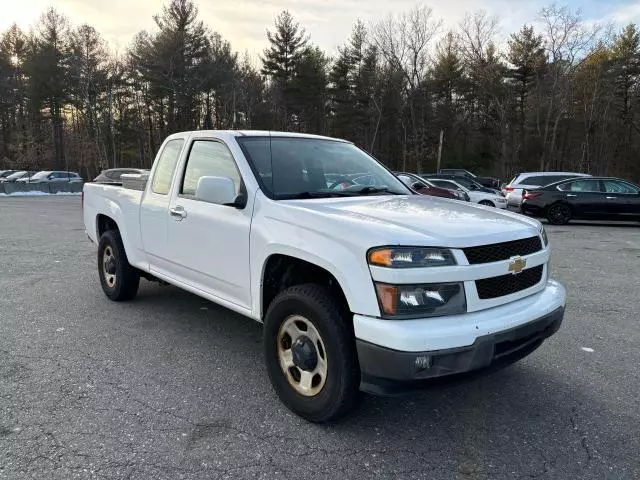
[329,177,357,190]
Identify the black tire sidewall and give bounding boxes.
[97,230,139,301]
[263,285,358,422]
[548,203,571,225]
[479,200,494,207]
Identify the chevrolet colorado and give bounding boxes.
[83,131,566,422]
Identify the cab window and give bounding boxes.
[151,139,184,195]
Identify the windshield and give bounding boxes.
[442,169,476,178]
[450,177,481,189]
[430,179,468,192]
[29,172,49,180]
[5,171,27,180]
[236,137,411,199]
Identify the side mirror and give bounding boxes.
[195,176,244,208]
[411,182,424,190]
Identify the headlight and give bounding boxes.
[375,282,467,318]
[368,247,456,268]
[540,226,548,247]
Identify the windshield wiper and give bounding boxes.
[276,187,403,200]
[276,191,354,200]
[352,186,402,195]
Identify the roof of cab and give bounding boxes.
[165,130,351,143]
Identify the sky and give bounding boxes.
[2,0,640,58]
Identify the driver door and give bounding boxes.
[165,138,253,310]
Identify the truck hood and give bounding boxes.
[279,195,541,248]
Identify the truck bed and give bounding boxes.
[83,182,148,271]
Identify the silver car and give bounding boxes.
[18,171,83,183]
[503,172,591,209]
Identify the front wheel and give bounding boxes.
[547,203,572,225]
[97,229,140,301]
[479,200,495,207]
[263,284,360,423]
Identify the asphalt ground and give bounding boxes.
[0,196,639,480]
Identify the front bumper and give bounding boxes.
[354,280,566,394]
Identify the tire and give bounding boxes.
[547,203,572,225]
[263,284,360,423]
[479,200,495,207]
[97,229,140,301]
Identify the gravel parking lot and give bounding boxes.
[1,196,639,480]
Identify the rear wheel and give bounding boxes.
[263,284,360,423]
[479,200,495,207]
[98,229,140,301]
[547,203,572,225]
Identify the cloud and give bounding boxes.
[2,0,640,57]
[608,3,640,24]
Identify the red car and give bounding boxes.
[395,172,470,201]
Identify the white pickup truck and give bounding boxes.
[83,130,566,422]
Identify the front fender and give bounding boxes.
[250,229,381,320]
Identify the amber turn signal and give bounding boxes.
[375,283,399,315]
[369,249,393,267]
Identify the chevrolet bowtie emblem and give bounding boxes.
[508,257,527,275]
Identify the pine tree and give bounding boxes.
[609,24,640,176]
[262,10,308,128]
[291,46,328,133]
[130,0,209,132]
[23,9,71,170]
[507,25,545,163]
[0,25,27,162]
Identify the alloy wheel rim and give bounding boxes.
[277,315,328,397]
[552,205,569,222]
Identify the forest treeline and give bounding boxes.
[0,1,639,181]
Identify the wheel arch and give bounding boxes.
[96,213,120,239]
[260,253,352,320]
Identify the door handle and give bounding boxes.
[566,194,577,197]
[606,196,617,200]
[169,206,187,220]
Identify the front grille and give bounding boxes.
[464,236,542,265]
[475,265,544,300]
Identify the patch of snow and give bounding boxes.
[0,191,81,197]
[581,347,594,353]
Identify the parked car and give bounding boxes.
[521,177,640,225]
[503,172,590,210]
[438,169,501,189]
[422,173,503,196]
[93,168,149,184]
[395,172,469,201]
[0,171,35,183]
[83,130,566,422]
[18,171,83,183]
[0,170,17,179]
[426,178,507,208]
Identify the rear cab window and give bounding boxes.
[151,139,185,195]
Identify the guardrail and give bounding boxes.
[0,182,84,195]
